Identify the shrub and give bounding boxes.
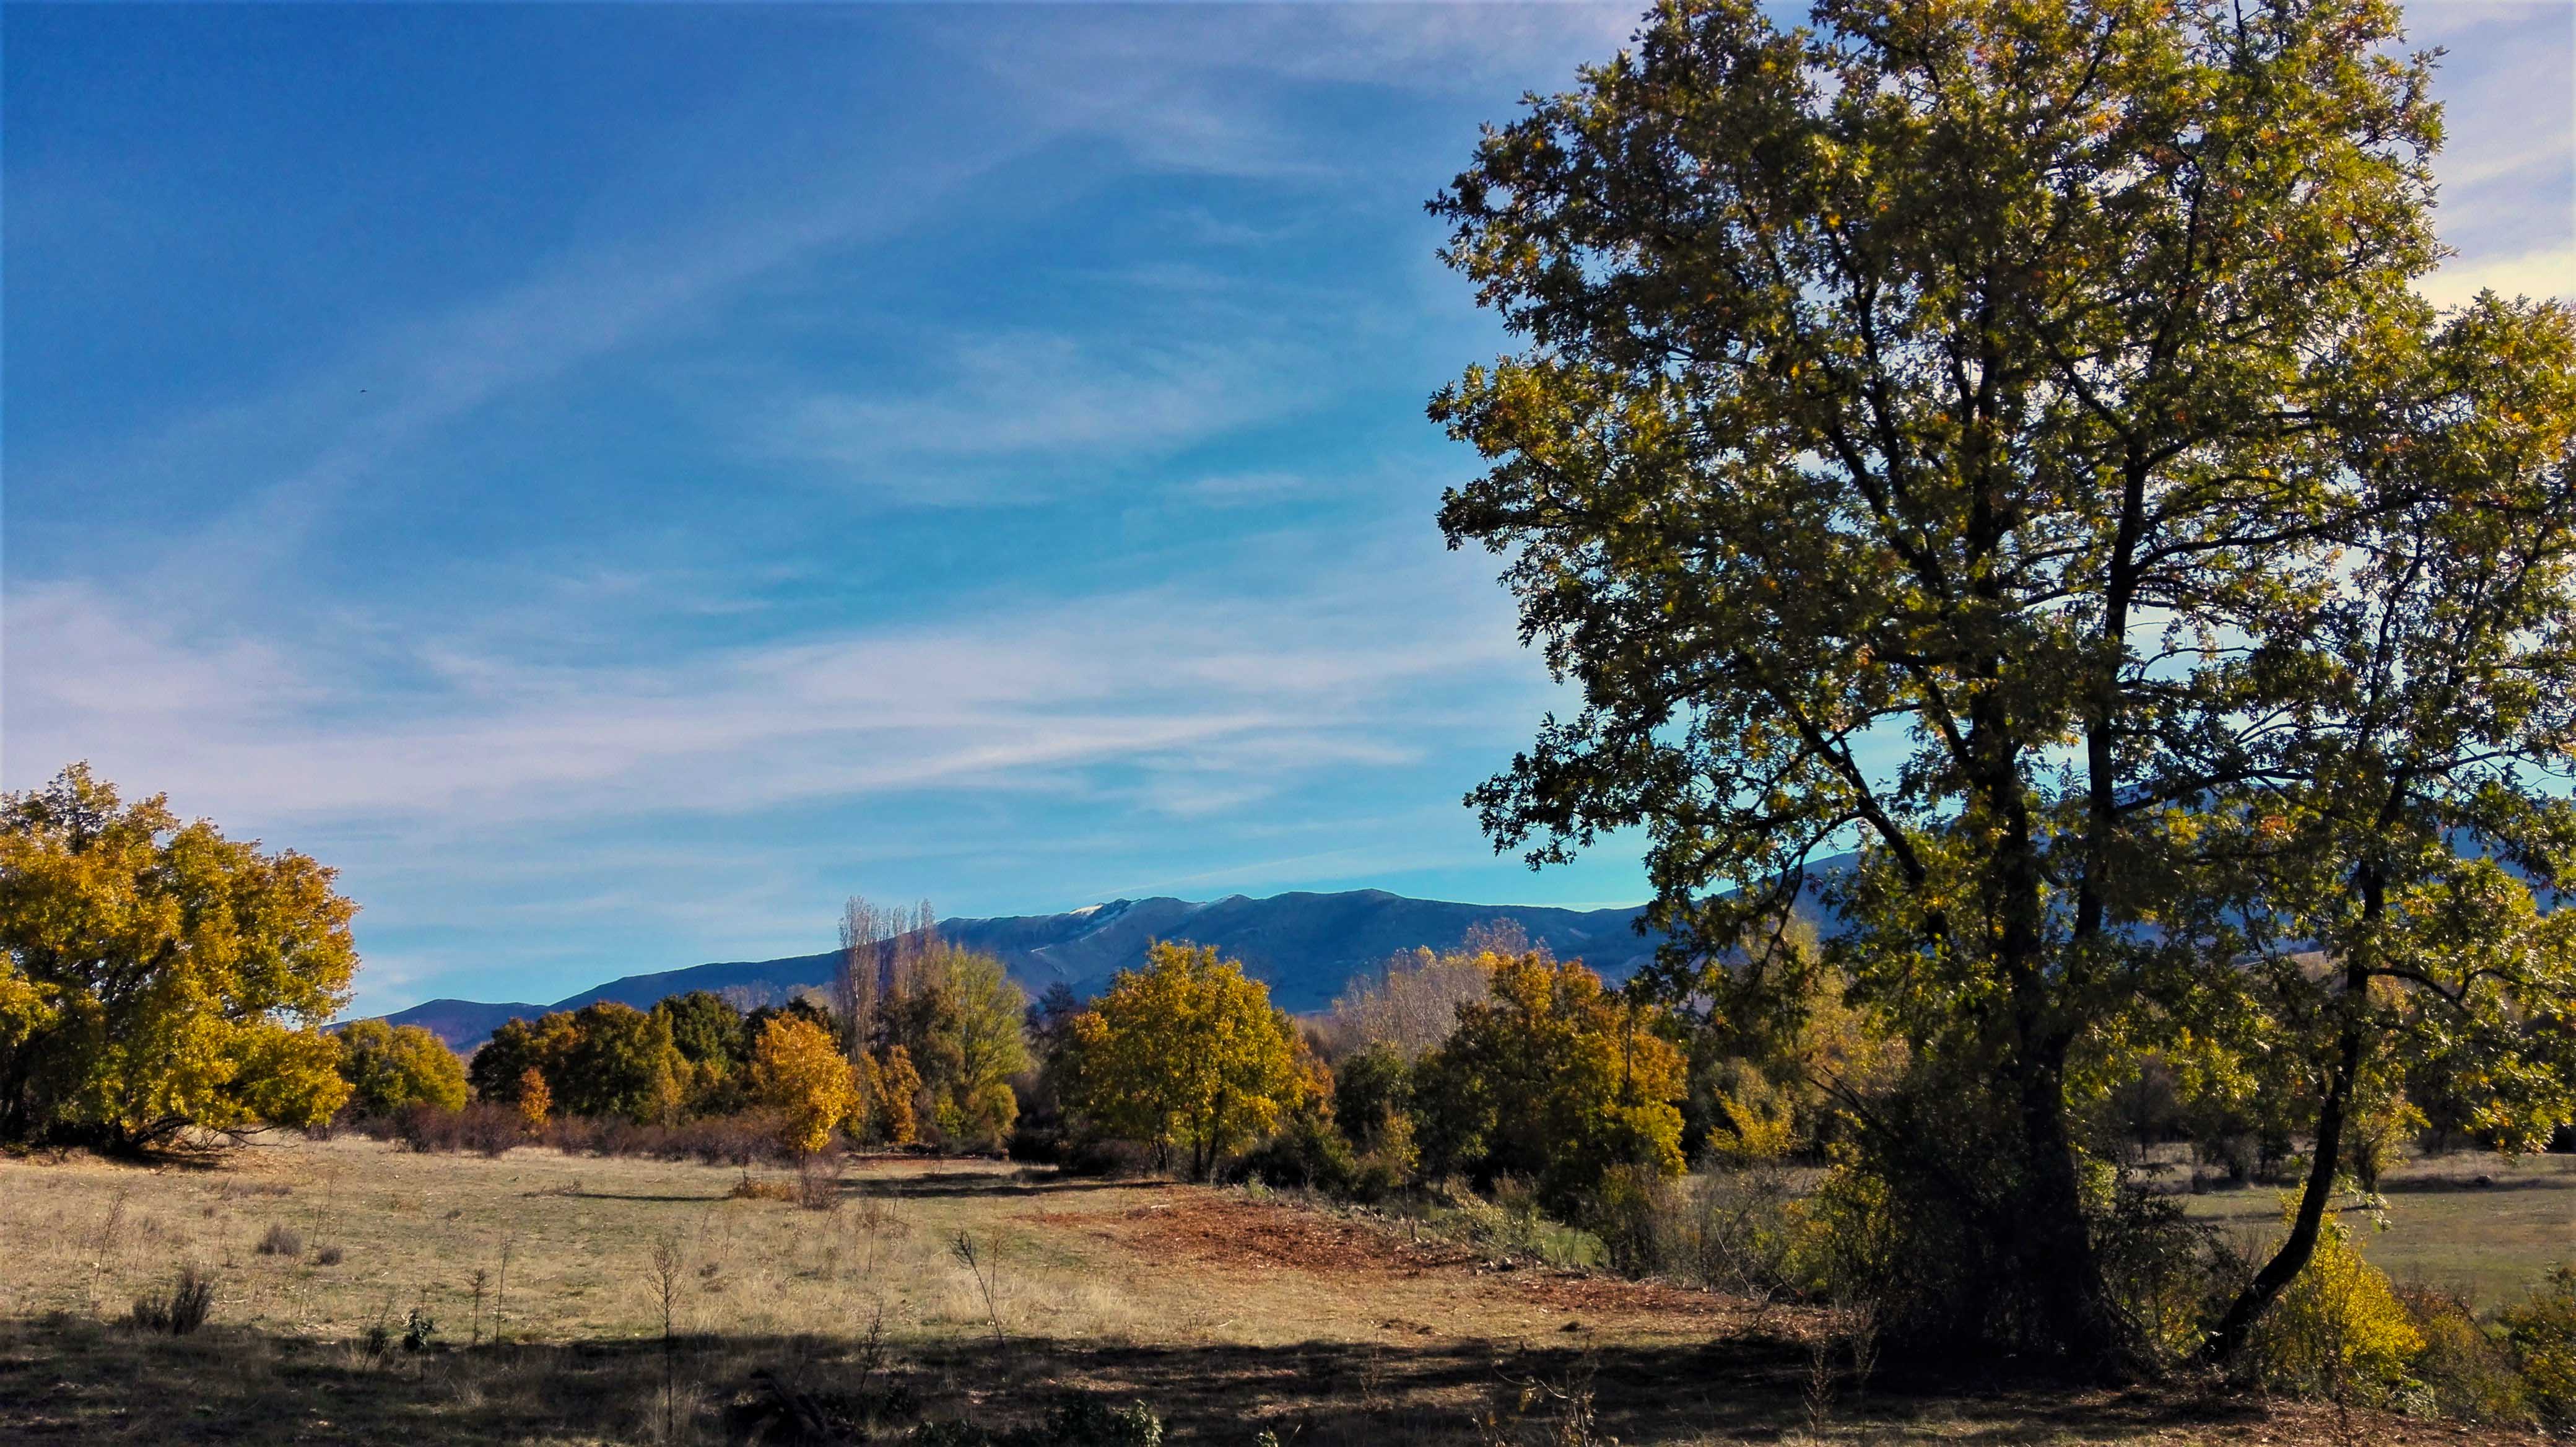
[1586,1163,1678,1277]
[2500,1266,2576,1423]
[1006,1124,1063,1165]
[728,1170,798,1203]
[1056,1137,1157,1179]
[386,1101,523,1156]
[1232,1114,1359,1196]
[256,1223,303,1257]
[794,1156,844,1212]
[131,1265,214,1336]
[2238,1211,2422,1404]
[1427,1176,1605,1270]
[1676,1166,1804,1296]
[314,1244,345,1266]
[376,1106,800,1165]
[2402,1284,2531,1425]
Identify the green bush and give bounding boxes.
[1585,1163,1806,1295]
[1586,1163,1677,1277]
[2400,1285,2530,1425]
[1421,1176,1606,1270]
[1232,1113,1359,1195]
[2500,1266,2576,1423]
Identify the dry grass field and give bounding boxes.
[0,1135,2557,1445]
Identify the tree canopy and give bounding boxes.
[749,1012,858,1158]
[0,764,357,1147]
[1064,940,1308,1178]
[878,945,1028,1151]
[1413,950,1689,1213]
[1432,0,2576,1368]
[335,1018,468,1117]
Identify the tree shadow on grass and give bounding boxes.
[2377,1174,2564,1196]
[842,1171,1172,1200]
[0,1312,2316,1446]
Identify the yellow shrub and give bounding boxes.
[2246,1210,2422,1404]
[1707,1070,1798,1166]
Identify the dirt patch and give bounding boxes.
[1111,1194,1751,1328]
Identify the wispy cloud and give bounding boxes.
[2419,245,2576,308]
[7,557,1530,834]
[766,331,1315,489]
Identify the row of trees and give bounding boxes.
[458,953,1029,1152]
[13,754,2562,1383]
[1019,931,1702,1216]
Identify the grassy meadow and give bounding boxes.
[1,1135,2565,1445]
[2178,1152,2576,1309]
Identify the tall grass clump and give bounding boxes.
[130,1264,214,1336]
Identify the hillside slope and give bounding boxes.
[372,890,1659,1051]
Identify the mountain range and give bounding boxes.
[368,890,1664,1052]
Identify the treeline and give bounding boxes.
[346,938,1030,1157]
[342,906,2569,1213]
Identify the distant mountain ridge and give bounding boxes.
[369,889,1664,1052]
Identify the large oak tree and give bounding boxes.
[1431,0,2576,1368]
[0,765,357,1147]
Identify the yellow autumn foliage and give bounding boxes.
[2244,1205,2424,1403]
[0,765,356,1147]
[1064,940,1306,1178]
[1412,950,1688,1213]
[749,1014,857,1158]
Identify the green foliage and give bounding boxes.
[1416,1175,1606,1271]
[1412,951,1686,1217]
[1328,1044,1413,1154]
[651,991,749,1116]
[0,764,357,1146]
[467,1003,687,1126]
[1062,941,1307,1178]
[654,990,744,1068]
[553,1002,684,1125]
[335,1019,468,1117]
[880,947,1028,1152]
[2499,1266,2576,1424]
[466,1012,578,1104]
[1233,1112,1377,1199]
[1427,0,2576,1366]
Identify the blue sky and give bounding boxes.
[6,3,2571,1018]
